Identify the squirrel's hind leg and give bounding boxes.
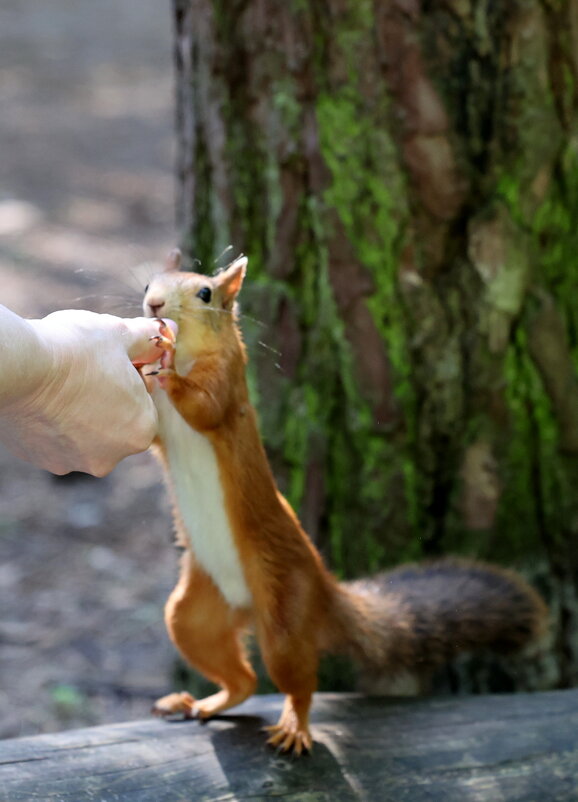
[264,694,314,756]
[153,553,256,720]
[259,628,318,755]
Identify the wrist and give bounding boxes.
[0,307,54,409]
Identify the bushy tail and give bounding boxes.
[328,558,548,691]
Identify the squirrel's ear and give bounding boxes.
[217,256,247,309]
[164,248,182,272]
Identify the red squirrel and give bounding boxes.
[143,249,547,755]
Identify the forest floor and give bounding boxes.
[0,0,182,737]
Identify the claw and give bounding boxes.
[155,366,177,388]
[155,318,176,344]
[264,722,312,755]
[149,334,175,351]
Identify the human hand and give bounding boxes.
[0,308,176,476]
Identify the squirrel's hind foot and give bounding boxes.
[152,687,254,721]
[264,702,313,756]
[264,722,313,756]
[151,691,195,719]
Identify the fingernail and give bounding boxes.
[161,318,178,335]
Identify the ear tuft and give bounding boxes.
[217,255,248,309]
[164,248,182,272]
[228,255,248,275]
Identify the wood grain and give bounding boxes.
[0,691,577,801]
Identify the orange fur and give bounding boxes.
[144,256,340,751]
[155,550,256,718]
[143,252,547,755]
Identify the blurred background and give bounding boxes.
[0,0,178,736]
[2,0,578,738]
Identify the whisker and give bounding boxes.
[258,340,281,357]
[238,312,266,329]
[73,293,135,301]
[185,305,233,317]
[126,266,147,292]
[214,245,234,266]
[70,288,145,317]
[124,261,158,293]
[110,300,144,312]
[72,268,101,283]
[70,259,155,297]
[184,305,268,334]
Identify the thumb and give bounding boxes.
[120,317,178,365]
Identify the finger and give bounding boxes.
[121,317,178,364]
[86,393,159,477]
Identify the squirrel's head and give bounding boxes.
[143,249,247,340]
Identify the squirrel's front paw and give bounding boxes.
[149,333,174,352]
[150,318,176,370]
[151,691,195,719]
[148,366,177,390]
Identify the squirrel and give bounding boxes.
[142,249,548,755]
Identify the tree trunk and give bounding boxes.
[172,0,578,689]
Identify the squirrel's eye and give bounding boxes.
[144,284,149,293]
[196,287,212,304]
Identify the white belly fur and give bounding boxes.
[153,388,251,609]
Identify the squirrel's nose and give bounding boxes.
[147,299,165,315]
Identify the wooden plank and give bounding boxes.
[0,691,577,801]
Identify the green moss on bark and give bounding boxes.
[310,9,418,571]
[475,136,578,574]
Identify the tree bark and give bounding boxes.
[172,0,578,689]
